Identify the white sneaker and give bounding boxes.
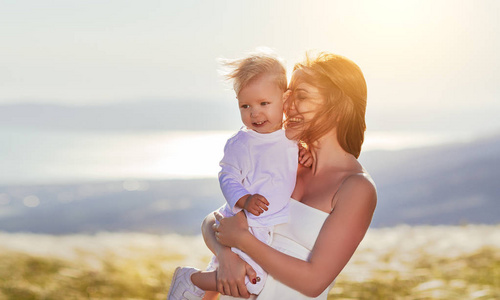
[167,267,205,300]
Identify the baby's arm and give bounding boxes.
[219,138,253,213]
[235,194,269,216]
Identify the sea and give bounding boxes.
[0,128,478,186]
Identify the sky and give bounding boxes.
[1,0,499,134]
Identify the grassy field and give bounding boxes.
[0,225,499,300]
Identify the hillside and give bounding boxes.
[360,133,500,227]
[1,226,499,299]
[0,134,499,234]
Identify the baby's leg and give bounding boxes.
[191,270,217,291]
[202,291,219,300]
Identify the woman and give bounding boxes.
[202,52,376,299]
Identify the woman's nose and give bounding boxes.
[284,97,295,113]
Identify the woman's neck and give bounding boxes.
[309,130,356,175]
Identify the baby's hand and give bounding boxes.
[299,143,313,168]
[244,194,269,216]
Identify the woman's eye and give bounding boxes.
[296,94,307,101]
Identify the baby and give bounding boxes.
[168,50,311,300]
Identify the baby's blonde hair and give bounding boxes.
[221,48,287,96]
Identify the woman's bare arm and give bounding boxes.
[216,175,377,297]
[201,211,256,298]
[201,211,228,257]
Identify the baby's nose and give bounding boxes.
[251,107,261,117]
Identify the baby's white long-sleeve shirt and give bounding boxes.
[218,128,298,227]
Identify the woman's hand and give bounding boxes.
[214,211,251,249]
[202,210,256,298]
[215,248,256,298]
[213,211,256,297]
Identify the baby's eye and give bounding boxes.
[241,104,250,109]
[260,102,270,106]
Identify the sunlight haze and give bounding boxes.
[1,0,499,133]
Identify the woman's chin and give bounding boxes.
[285,128,301,140]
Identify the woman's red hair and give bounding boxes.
[292,52,367,158]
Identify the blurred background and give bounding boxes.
[1,0,499,230]
[0,0,499,299]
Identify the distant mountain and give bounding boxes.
[0,179,223,235]
[0,134,498,234]
[360,133,500,227]
[0,101,241,131]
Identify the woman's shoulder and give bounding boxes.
[335,172,377,210]
[345,171,376,189]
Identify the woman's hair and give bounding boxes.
[221,48,287,96]
[292,52,367,158]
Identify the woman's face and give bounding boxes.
[284,69,324,140]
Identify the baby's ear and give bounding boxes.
[282,89,292,102]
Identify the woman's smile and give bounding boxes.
[287,117,303,123]
[284,117,303,130]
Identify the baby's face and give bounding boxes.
[237,74,285,134]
